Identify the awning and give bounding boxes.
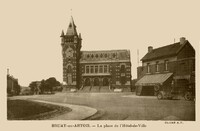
[135,73,173,86]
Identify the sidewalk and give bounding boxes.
[32,100,97,120]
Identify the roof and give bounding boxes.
[66,16,78,35]
[135,73,173,86]
[80,49,130,63]
[141,41,190,62]
[60,30,64,37]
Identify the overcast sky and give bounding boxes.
[0,0,199,86]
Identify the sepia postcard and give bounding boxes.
[0,0,199,131]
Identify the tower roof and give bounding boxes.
[66,16,78,35]
[60,30,65,37]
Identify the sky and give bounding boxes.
[0,0,199,86]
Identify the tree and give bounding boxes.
[29,81,37,94]
[45,77,60,93]
[29,77,61,94]
[39,79,45,94]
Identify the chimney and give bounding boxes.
[180,37,186,44]
[148,46,153,53]
[7,68,9,75]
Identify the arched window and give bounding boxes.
[85,78,90,86]
[120,65,126,73]
[67,65,73,73]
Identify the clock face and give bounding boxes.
[66,48,73,58]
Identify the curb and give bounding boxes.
[31,100,97,120]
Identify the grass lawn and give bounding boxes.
[7,99,71,120]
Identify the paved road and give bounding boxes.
[17,92,195,120]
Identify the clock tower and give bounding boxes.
[61,16,82,90]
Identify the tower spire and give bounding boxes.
[70,9,72,16]
[66,16,77,35]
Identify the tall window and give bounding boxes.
[147,63,150,73]
[99,65,103,73]
[95,65,98,73]
[86,66,89,74]
[104,65,108,73]
[67,65,72,73]
[90,66,94,73]
[156,61,159,72]
[120,65,126,73]
[164,60,169,71]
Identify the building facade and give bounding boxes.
[136,37,195,96]
[7,70,20,95]
[61,17,132,92]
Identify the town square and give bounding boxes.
[1,0,198,123]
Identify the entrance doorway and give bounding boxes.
[84,78,91,86]
[67,74,72,85]
[103,78,109,86]
[94,78,100,86]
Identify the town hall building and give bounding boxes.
[61,16,132,92]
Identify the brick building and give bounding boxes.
[136,37,195,96]
[7,70,20,95]
[61,16,131,92]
